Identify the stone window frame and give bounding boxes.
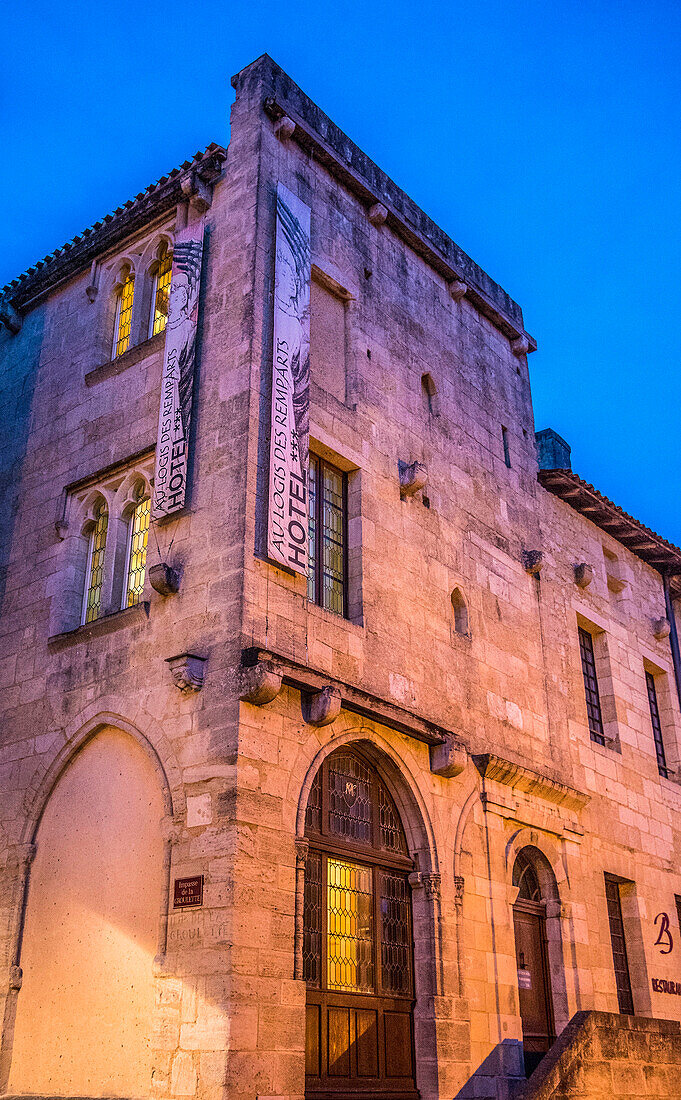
[641,656,680,781]
[50,453,155,638]
[575,612,622,751]
[93,226,175,367]
[308,435,363,627]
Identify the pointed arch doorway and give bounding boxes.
[512,849,556,1077]
[302,747,419,1100]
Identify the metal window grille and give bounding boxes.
[307,454,347,616]
[113,272,135,358]
[645,671,669,778]
[578,627,605,745]
[150,248,173,337]
[302,751,413,1000]
[82,501,108,624]
[125,491,150,607]
[604,875,635,1015]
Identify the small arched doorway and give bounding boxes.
[512,849,555,1077]
[302,747,418,1100]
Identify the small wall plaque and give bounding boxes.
[173,875,204,908]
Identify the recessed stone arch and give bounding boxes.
[6,720,173,1097]
[451,586,470,636]
[506,834,571,1039]
[291,728,444,1100]
[293,727,438,873]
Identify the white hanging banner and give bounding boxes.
[267,184,310,574]
[152,225,204,519]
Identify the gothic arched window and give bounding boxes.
[124,485,150,607]
[303,748,417,1098]
[149,244,173,338]
[82,499,108,624]
[112,267,135,358]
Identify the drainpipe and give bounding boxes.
[662,572,681,711]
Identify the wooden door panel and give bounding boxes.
[513,907,552,1050]
[383,1011,413,1078]
[306,1004,321,1077]
[328,1007,351,1077]
[355,1009,379,1077]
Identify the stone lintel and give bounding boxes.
[473,753,589,812]
[240,647,448,747]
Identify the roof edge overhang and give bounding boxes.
[538,467,681,596]
[1,143,226,311]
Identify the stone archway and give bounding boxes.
[7,726,166,1097]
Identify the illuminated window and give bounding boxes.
[149,245,173,337]
[112,269,135,358]
[302,749,416,1092]
[124,486,150,607]
[308,455,347,616]
[82,500,108,624]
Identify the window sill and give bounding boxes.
[85,331,165,386]
[48,602,150,649]
[305,599,365,634]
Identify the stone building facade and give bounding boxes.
[2,54,681,1100]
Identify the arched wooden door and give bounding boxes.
[303,749,418,1100]
[512,851,555,1077]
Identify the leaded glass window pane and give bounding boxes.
[150,247,172,337]
[380,870,412,995]
[328,753,372,843]
[303,851,322,987]
[83,501,108,624]
[113,271,135,358]
[327,858,374,992]
[125,491,150,607]
[307,455,347,616]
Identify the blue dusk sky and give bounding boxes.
[2,1,679,544]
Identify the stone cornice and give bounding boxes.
[232,55,535,350]
[473,753,589,812]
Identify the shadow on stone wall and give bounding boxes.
[0,308,45,612]
[454,1038,525,1100]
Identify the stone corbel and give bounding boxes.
[303,686,341,727]
[574,562,593,589]
[239,660,283,706]
[0,297,21,334]
[449,279,468,302]
[408,871,441,899]
[166,653,206,693]
[454,876,465,908]
[274,115,296,141]
[368,202,388,227]
[429,735,466,778]
[523,550,543,576]
[399,460,427,498]
[653,617,671,641]
[180,172,213,214]
[149,562,181,596]
[86,258,99,303]
[511,335,530,358]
